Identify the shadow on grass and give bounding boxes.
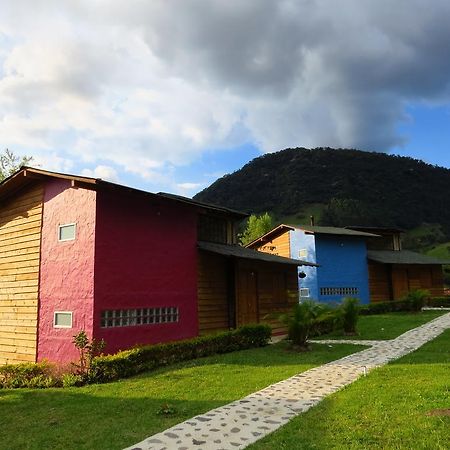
[0,342,365,450]
[0,389,225,450]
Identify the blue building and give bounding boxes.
[247,224,379,304]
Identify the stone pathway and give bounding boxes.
[125,312,450,450]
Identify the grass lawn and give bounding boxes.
[249,327,450,450]
[316,310,445,340]
[0,342,363,450]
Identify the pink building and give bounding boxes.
[0,168,313,364]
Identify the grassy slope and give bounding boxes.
[316,311,446,340]
[0,342,362,450]
[250,327,450,450]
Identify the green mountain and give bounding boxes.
[194,147,450,249]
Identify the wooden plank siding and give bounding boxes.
[0,184,43,364]
[197,251,299,337]
[368,261,392,302]
[197,251,230,334]
[237,259,298,336]
[253,231,291,258]
[369,262,445,302]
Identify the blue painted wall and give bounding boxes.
[289,229,319,300]
[315,235,370,304]
[289,229,370,304]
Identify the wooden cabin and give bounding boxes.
[0,167,314,365]
[349,227,449,301]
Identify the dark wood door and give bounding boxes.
[237,270,258,326]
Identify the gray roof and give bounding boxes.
[293,225,379,238]
[198,241,318,266]
[368,250,450,265]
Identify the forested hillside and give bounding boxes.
[194,148,450,248]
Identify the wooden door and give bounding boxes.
[392,266,409,299]
[237,270,259,326]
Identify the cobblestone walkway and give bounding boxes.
[125,312,450,450]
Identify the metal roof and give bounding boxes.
[368,250,450,265]
[0,167,248,218]
[294,225,379,237]
[198,241,318,266]
[246,223,379,248]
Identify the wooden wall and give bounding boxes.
[0,184,44,364]
[236,259,298,336]
[368,261,392,302]
[197,251,230,334]
[253,232,291,258]
[392,265,445,299]
[197,251,298,337]
[369,261,445,302]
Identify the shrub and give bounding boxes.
[403,289,429,312]
[309,310,341,337]
[0,361,60,389]
[341,297,359,334]
[280,300,332,348]
[89,324,272,383]
[359,299,412,315]
[72,330,105,378]
[426,296,450,308]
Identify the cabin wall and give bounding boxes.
[254,232,291,258]
[315,235,370,304]
[197,251,230,334]
[368,261,392,302]
[392,264,445,299]
[236,259,298,336]
[0,184,44,364]
[37,179,96,363]
[93,190,198,354]
[289,230,318,300]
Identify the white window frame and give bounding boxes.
[53,311,73,328]
[299,288,310,298]
[58,223,77,242]
[299,249,308,258]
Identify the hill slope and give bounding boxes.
[194,148,450,245]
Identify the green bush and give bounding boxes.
[359,299,412,315]
[341,297,359,334]
[309,309,340,336]
[0,361,60,389]
[279,301,335,348]
[403,289,429,312]
[89,324,272,383]
[426,296,450,308]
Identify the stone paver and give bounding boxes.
[124,312,450,450]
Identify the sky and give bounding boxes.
[1,1,450,197]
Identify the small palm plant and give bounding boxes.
[341,297,359,335]
[280,300,328,350]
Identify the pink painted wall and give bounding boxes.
[37,179,96,363]
[93,189,199,354]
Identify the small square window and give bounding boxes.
[54,311,73,328]
[299,249,308,258]
[299,288,310,298]
[58,223,76,241]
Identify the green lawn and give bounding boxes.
[316,310,445,340]
[249,328,450,450]
[0,342,363,450]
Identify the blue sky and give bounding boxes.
[1,1,450,197]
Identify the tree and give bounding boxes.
[0,149,33,181]
[239,212,274,245]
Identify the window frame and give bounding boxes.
[58,223,77,242]
[299,288,310,298]
[299,249,308,258]
[53,311,73,328]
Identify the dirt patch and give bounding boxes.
[426,409,450,417]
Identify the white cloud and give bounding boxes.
[1,0,450,186]
[81,165,119,182]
